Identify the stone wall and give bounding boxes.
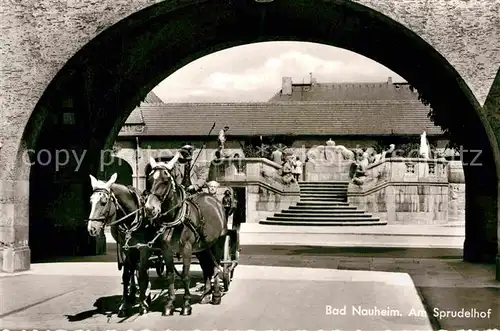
[348,158,453,225]
[209,158,300,224]
[447,161,466,224]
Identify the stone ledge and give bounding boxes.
[218,180,300,196]
[348,180,449,197]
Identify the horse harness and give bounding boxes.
[88,186,142,232]
[122,186,205,251]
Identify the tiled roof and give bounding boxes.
[143,91,164,104]
[119,101,442,137]
[125,91,163,125]
[125,108,144,125]
[268,82,418,102]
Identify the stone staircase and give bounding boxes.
[260,181,387,226]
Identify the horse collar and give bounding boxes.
[161,187,188,228]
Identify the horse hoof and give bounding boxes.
[181,306,192,316]
[162,306,175,316]
[117,309,128,318]
[199,294,212,305]
[211,296,221,305]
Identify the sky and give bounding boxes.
[152,41,405,103]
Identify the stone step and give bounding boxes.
[300,197,347,202]
[299,181,349,184]
[300,187,348,192]
[300,181,349,185]
[281,209,366,215]
[275,213,373,219]
[296,201,350,206]
[260,219,386,226]
[299,185,349,189]
[299,189,348,194]
[267,215,378,222]
[300,194,347,198]
[288,205,358,210]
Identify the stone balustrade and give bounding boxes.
[348,158,452,225]
[208,158,300,223]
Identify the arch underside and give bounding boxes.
[18,0,497,271]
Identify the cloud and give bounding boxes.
[152,42,405,102]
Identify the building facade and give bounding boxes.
[112,76,456,190]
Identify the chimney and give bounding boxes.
[387,76,392,84]
[282,77,292,95]
[310,72,317,85]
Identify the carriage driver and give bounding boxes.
[177,144,210,194]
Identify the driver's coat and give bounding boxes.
[174,161,209,190]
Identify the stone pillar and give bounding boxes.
[461,136,497,265]
[1,179,30,272]
[481,69,500,280]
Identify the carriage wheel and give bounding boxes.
[222,234,231,292]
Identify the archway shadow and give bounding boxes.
[65,272,221,322]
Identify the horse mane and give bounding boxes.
[109,182,142,212]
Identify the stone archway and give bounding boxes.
[1,0,498,279]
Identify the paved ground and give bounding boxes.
[237,223,465,248]
[3,244,499,330]
[1,263,434,331]
[3,225,498,330]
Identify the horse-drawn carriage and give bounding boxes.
[87,141,244,316]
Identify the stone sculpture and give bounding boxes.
[351,152,370,185]
[419,131,430,159]
[335,144,355,161]
[372,144,395,163]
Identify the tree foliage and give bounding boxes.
[409,84,462,150]
[239,135,296,159]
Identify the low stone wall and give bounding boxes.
[210,158,300,223]
[304,160,353,181]
[303,145,353,181]
[348,158,453,225]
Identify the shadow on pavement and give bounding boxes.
[65,273,210,322]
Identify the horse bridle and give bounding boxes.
[87,188,118,224]
[149,165,177,204]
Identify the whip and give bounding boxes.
[192,122,216,165]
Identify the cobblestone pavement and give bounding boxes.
[1,264,434,331]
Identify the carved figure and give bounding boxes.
[335,145,355,161]
[218,126,229,154]
[419,131,430,159]
[281,159,295,185]
[351,153,370,185]
[373,144,395,163]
